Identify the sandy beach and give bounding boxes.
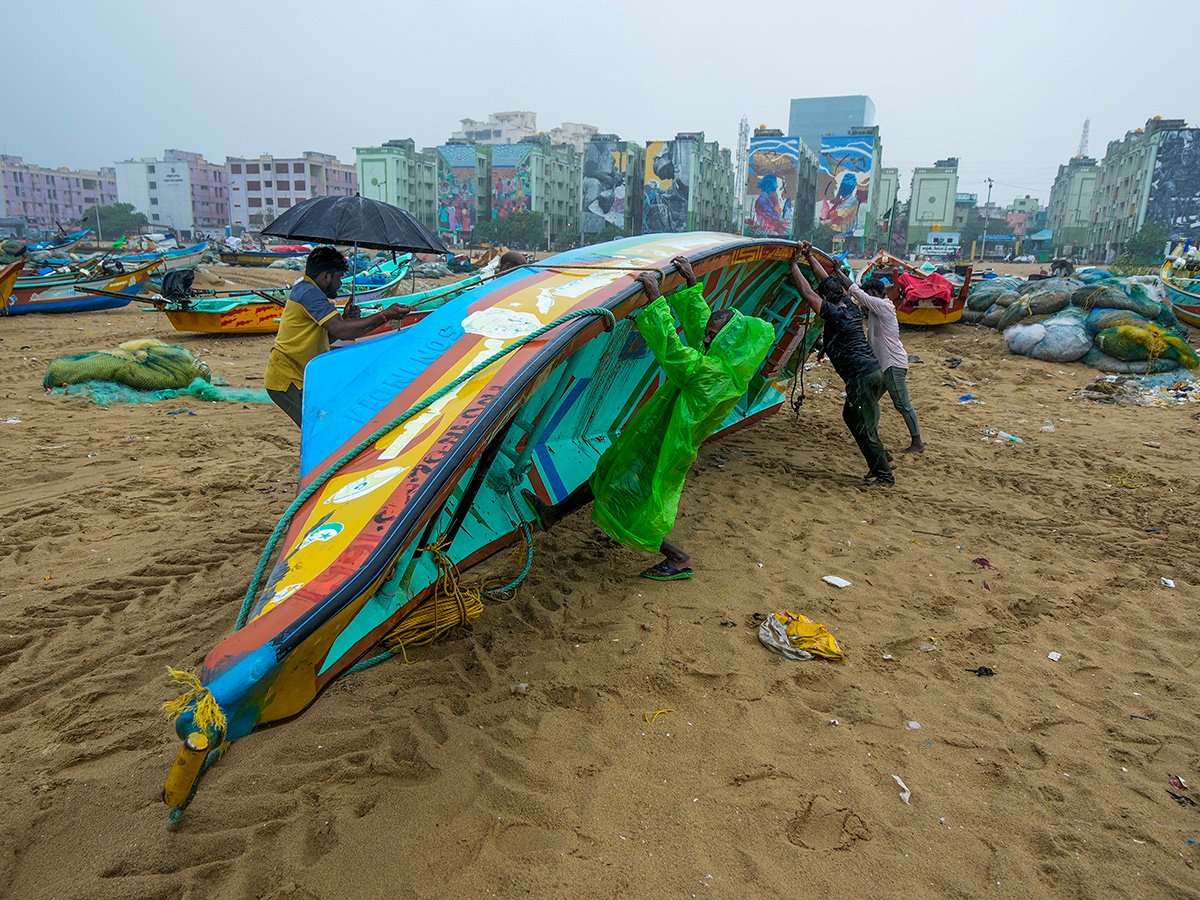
[1,272,1198,900]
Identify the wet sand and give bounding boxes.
[1,277,1198,900]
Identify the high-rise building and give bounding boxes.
[0,155,118,234]
[582,135,645,239]
[643,132,736,234]
[1086,116,1197,259]
[1046,157,1099,257]
[906,158,960,250]
[491,138,583,248]
[788,95,875,156]
[115,150,228,237]
[356,139,439,233]
[743,127,817,239]
[436,141,491,241]
[225,151,356,230]
[873,166,900,248]
[815,126,883,250]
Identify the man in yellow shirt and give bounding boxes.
[265,246,411,427]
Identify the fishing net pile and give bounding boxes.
[43,339,271,407]
[0,238,27,266]
[963,271,1197,373]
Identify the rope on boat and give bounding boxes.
[235,306,616,630]
[342,522,535,676]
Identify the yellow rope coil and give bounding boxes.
[161,667,227,735]
[380,537,483,662]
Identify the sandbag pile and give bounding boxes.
[964,272,1198,373]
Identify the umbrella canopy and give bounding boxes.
[261,194,448,254]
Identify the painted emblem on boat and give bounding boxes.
[462,307,543,339]
[323,466,408,504]
[299,521,343,549]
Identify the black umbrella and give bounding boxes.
[261,194,447,254]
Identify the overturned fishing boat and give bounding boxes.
[162,233,823,817]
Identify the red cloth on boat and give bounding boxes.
[895,272,954,313]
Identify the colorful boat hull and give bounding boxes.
[218,250,309,267]
[167,234,823,805]
[151,259,414,334]
[1161,248,1200,328]
[164,304,284,334]
[26,229,91,253]
[3,260,160,315]
[118,241,210,271]
[857,252,969,325]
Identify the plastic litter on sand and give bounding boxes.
[822,575,853,589]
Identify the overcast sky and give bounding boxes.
[7,0,1194,208]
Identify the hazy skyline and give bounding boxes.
[7,0,1195,209]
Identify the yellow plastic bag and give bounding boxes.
[758,610,845,662]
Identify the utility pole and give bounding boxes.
[980,177,993,262]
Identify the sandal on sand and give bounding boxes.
[520,488,547,531]
[641,562,694,581]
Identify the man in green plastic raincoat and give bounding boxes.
[523,256,775,580]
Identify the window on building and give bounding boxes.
[152,213,160,221]
[264,163,272,170]
[148,181,156,189]
[248,198,262,208]
[230,163,242,174]
[278,198,291,208]
[246,163,260,174]
[148,165,155,173]
[276,180,289,191]
[293,163,305,173]
[247,181,260,191]
[294,180,306,191]
[150,198,158,205]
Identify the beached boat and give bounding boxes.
[1161,245,1200,328]
[0,261,21,308]
[218,248,310,267]
[26,229,91,254]
[3,259,160,315]
[117,240,210,272]
[146,257,414,334]
[856,252,971,325]
[161,233,823,816]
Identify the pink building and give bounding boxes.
[226,151,357,229]
[0,155,118,233]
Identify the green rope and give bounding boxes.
[236,306,615,630]
[488,522,534,595]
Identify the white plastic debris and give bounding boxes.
[822,575,853,589]
[892,775,911,805]
[1048,651,1062,662]
[906,721,921,730]
[1161,577,1176,588]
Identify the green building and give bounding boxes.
[355,139,438,233]
[643,132,736,234]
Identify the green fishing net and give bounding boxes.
[51,377,271,408]
[44,339,271,407]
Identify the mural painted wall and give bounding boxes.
[437,145,478,236]
[746,136,801,237]
[1146,128,1200,243]
[584,142,628,233]
[643,140,692,233]
[816,134,876,235]
[491,144,533,219]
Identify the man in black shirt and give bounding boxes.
[789,241,894,486]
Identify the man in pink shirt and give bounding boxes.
[834,269,924,453]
